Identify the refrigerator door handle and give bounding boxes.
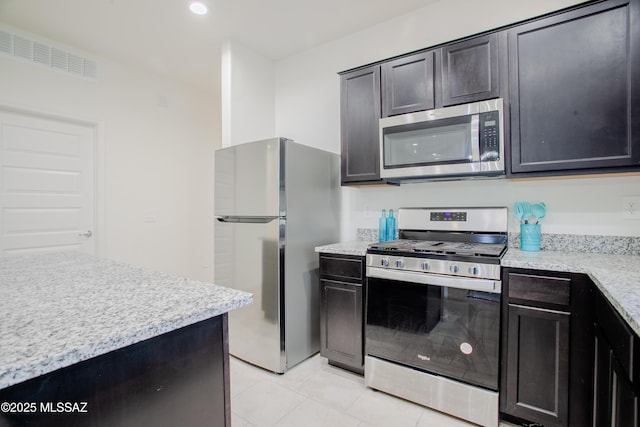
[216,216,279,224]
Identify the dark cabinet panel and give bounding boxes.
[509,0,640,175]
[0,315,230,427]
[319,254,365,374]
[613,358,638,427]
[501,268,594,427]
[593,288,639,427]
[381,50,436,117]
[507,272,571,307]
[504,304,570,427]
[593,329,614,427]
[441,33,499,106]
[320,280,363,373]
[340,66,382,184]
[595,288,635,381]
[320,256,364,282]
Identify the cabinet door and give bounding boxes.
[340,66,382,184]
[594,328,639,427]
[441,33,499,106]
[593,328,614,427]
[612,358,638,427]
[593,289,639,427]
[504,304,570,427]
[381,50,435,117]
[508,0,640,175]
[320,279,363,373]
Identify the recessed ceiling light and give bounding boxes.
[189,2,208,15]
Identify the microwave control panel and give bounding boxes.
[479,111,500,161]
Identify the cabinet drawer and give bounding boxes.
[319,254,364,282]
[595,292,634,382]
[508,273,571,307]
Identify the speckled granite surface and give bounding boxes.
[0,252,253,390]
[508,233,640,255]
[357,228,379,242]
[315,241,373,256]
[503,249,640,336]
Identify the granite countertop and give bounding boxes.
[315,241,640,337]
[0,252,253,390]
[315,241,373,256]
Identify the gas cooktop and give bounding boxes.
[368,239,507,258]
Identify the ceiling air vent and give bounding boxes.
[13,35,32,60]
[33,42,51,65]
[0,27,98,81]
[0,31,11,54]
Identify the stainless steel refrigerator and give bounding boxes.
[214,137,340,373]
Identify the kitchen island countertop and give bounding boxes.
[0,251,252,390]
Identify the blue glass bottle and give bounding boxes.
[386,209,397,241]
[378,209,387,242]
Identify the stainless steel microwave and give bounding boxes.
[379,98,505,181]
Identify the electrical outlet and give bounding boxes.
[622,196,640,220]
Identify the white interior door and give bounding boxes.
[0,109,96,257]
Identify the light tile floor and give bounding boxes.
[230,354,518,427]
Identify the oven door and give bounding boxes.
[366,266,501,391]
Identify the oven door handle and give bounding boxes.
[366,267,501,294]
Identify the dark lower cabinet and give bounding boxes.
[319,253,365,374]
[508,0,640,176]
[501,269,594,427]
[339,65,382,185]
[0,315,230,427]
[593,288,639,427]
[504,304,570,427]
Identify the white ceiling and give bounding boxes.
[0,0,439,94]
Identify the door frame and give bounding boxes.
[0,100,106,257]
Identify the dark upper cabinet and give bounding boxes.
[441,33,499,107]
[340,65,382,184]
[508,0,640,176]
[381,50,436,117]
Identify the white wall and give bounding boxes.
[273,0,640,239]
[221,40,275,147]
[0,26,219,281]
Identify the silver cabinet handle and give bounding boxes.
[79,230,93,238]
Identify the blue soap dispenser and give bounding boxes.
[386,209,397,241]
[378,209,387,242]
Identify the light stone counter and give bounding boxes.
[503,249,640,337]
[315,241,373,257]
[0,252,252,390]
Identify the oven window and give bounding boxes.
[383,116,473,168]
[366,277,500,391]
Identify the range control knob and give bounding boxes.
[469,266,479,276]
[395,259,404,268]
[380,258,389,267]
[421,262,430,271]
[450,265,459,274]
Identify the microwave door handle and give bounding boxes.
[470,114,481,162]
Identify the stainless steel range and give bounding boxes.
[365,207,507,427]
